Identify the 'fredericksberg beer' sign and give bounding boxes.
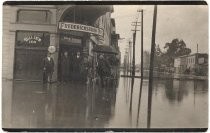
[59,22,104,36]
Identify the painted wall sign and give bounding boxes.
[60,35,82,46]
[23,36,42,44]
[16,31,50,48]
[59,22,104,36]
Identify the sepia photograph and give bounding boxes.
[2,1,208,132]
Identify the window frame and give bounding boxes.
[17,9,52,24]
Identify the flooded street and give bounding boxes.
[110,76,208,128]
[2,74,208,129]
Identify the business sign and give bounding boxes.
[16,31,51,48]
[23,36,42,44]
[59,22,104,36]
[60,35,82,46]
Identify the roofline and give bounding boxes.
[174,53,208,59]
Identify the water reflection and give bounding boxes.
[129,77,134,126]
[163,79,208,104]
[9,80,118,128]
[120,77,208,128]
[2,76,208,129]
[164,79,189,103]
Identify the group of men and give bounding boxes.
[42,51,88,84]
[42,52,112,87]
[60,51,83,82]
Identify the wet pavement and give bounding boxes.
[2,74,208,128]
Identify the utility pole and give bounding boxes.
[147,5,157,128]
[127,42,130,75]
[196,43,199,74]
[132,30,136,76]
[136,9,144,127]
[131,12,141,76]
[197,44,198,54]
[125,49,129,75]
[140,9,144,79]
[129,40,132,75]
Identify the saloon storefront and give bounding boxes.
[14,31,50,80]
[5,5,115,81]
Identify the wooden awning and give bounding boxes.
[92,45,118,55]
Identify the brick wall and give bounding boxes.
[2,6,15,79]
[2,5,58,80]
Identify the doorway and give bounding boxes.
[14,48,47,81]
[58,44,84,82]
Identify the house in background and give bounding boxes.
[174,53,208,76]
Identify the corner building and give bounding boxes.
[3,5,120,81]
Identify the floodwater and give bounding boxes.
[2,74,208,129]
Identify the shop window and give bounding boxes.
[16,31,50,48]
[198,57,205,64]
[17,10,51,24]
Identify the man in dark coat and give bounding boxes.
[73,52,82,80]
[61,51,70,82]
[43,53,54,83]
[97,55,111,87]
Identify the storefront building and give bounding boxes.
[3,5,119,81]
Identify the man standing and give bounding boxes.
[73,51,82,81]
[61,51,70,82]
[43,53,54,83]
[97,55,111,87]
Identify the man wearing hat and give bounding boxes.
[43,53,54,83]
[97,54,111,87]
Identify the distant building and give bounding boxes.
[174,53,208,75]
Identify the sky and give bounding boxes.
[111,5,208,64]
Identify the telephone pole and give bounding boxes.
[197,44,198,54]
[139,9,144,79]
[147,5,157,128]
[128,40,132,75]
[131,11,141,76]
[136,9,144,127]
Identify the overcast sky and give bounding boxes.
[111,5,208,64]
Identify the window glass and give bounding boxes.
[198,57,205,64]
[16,31,50,48]
[18,10,51,24]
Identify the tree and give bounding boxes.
[143,45,164,68]
[143,51,150,69]
[162,38,191,66]
[154,44,163,67]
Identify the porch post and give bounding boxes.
[50,33,59,82]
